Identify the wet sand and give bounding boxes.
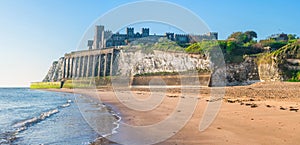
[47,82,300,144]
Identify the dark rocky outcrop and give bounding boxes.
[226,56,260,85]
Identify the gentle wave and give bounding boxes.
[0,99,73,144]
[60,103,70,108]
[13,109,59,130]
[98,104,122,137]
[91,103,122,144]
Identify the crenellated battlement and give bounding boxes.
[89,25,218,49]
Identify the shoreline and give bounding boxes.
[43,88,121,145]
[43,82,300,144]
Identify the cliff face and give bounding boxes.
[41,40,300,85]
[258,63,282,81]
[258,40,300,82]
[42,49,261,86]
[43,57,64,82]
[117,50,211,76]
[226,56,260,85]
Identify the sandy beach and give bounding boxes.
[48,82,300,145]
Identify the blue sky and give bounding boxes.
[0,0,299,87]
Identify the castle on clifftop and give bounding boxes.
[41,25,219,83]
[88,25,218,50]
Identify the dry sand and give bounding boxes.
[48,82,300,145]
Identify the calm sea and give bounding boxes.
[0,88,118,145]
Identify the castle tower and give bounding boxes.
[166,32,174,41]
[126,27,134,38]
[204,32,218,40]
[175,34,189,43]
[211,32,218,40]
[93,25,105,49]
[142,28,149,37]
[87,40,94,50]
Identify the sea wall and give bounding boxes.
[132,74,211,86]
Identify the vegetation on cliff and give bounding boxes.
[258,40,300,81]
[182,31,300,81]
[122,31,298,65]
[123,31,299,82]
[122,38,185,53]
[289,71,300,82]
[35,31,300,89]
[258,40,300,62]
[185,31,299,63]
[185,31,263,63]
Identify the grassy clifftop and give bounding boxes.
[258,40,300,64]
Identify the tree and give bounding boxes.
[288,34,298,44]
[218,40,227,50]
[245,31,257,42]
[228,31,257,44]
[228,32,243,40]
[288,34,297,40]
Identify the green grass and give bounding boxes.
[30,82,61,89]
[122,38,185,53]
[287,79,300,82]
[287,71,300,82]
[30,77,114,89]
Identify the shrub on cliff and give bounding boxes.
[227,31,257,44]
[185,40,220,54]
[288,71,300,82]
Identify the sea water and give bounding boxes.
[0,88,118,145]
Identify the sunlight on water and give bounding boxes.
[0,88,116,145]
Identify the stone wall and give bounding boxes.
[117,50,211,77]
[132,74,211,86]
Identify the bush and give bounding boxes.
[286,71,300,82]
[185,41,219,54]
[260,39,287,50]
